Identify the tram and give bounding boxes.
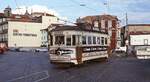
[49,25,109,65]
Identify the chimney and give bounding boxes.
[24,7,30,16]
[44,12,46,16]
[4,6,12,17]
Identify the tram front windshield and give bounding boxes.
[55,36,65,45]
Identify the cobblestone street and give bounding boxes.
[0,51,150,82]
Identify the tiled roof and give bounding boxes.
[129,31,150,35]
[31,12,55,17]
[0,13,5,17]
[81,14,118,21]
[51,25,107,34]
[0,13,39,22]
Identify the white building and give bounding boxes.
[8,21,42,47]
[130,34,150,46]
[0,6,58,48]
[41,15,58,29]
[130,33,150,59]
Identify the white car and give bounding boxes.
[18,47,33,52]
[35,48,48,52]
[115,47,127,53]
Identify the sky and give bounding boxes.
[0,0,150,25]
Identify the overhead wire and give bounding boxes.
[70,0,100,12]
[14,0,21,14]
[12,0,77,24]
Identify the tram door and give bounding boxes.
[76,46,83,64]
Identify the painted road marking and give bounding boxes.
[8,70,49,82]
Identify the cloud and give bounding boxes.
[105,0,150,24]
[78,0,150,24]
[1,1,150,25]
[12,5,70,23]
[128,12,150,24]
[12,5,59,16]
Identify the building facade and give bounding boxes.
[77,14,120,52]
[130,33,150,46]
[0,6,58,48]
[8,22,42,47]
[121,24,150,46]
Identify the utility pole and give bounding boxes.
[104,0,110,14]
[125,12,129,54]
[125,12,128,25]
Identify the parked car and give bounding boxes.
[35,48,48,52]
[115,47,127,53]
[19,48,32,52]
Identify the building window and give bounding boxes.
[0,26,2,32]
[112,20,116,28]
[82,36,86,45]
[0,18,2,23]
[94,21,99,27]
[105,20,108,28]
[3,24,8,30]
[108,20,112,28]
[43,36,45,40]
[144,39,148,45]
[93,21,99,31]
[101,20,105,29]
[2,18,6,22]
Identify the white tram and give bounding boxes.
[49,25,109,65]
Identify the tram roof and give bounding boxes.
[51,25,108,34]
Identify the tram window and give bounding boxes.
[88,36,92,44]
[93,36,96,44]
[82,36,86,45]
[55,36,64,45]
[105,38,107,45]
[72,35,76,45]
[66,36,71,46]
[101,37,104,45]
[97,37,100,44]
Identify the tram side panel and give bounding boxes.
[81,46,108,62]
[49,46,108,65]
[76,46,83,64]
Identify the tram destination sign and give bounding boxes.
[82,46,107,52]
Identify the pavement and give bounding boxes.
[0,51,150,82]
